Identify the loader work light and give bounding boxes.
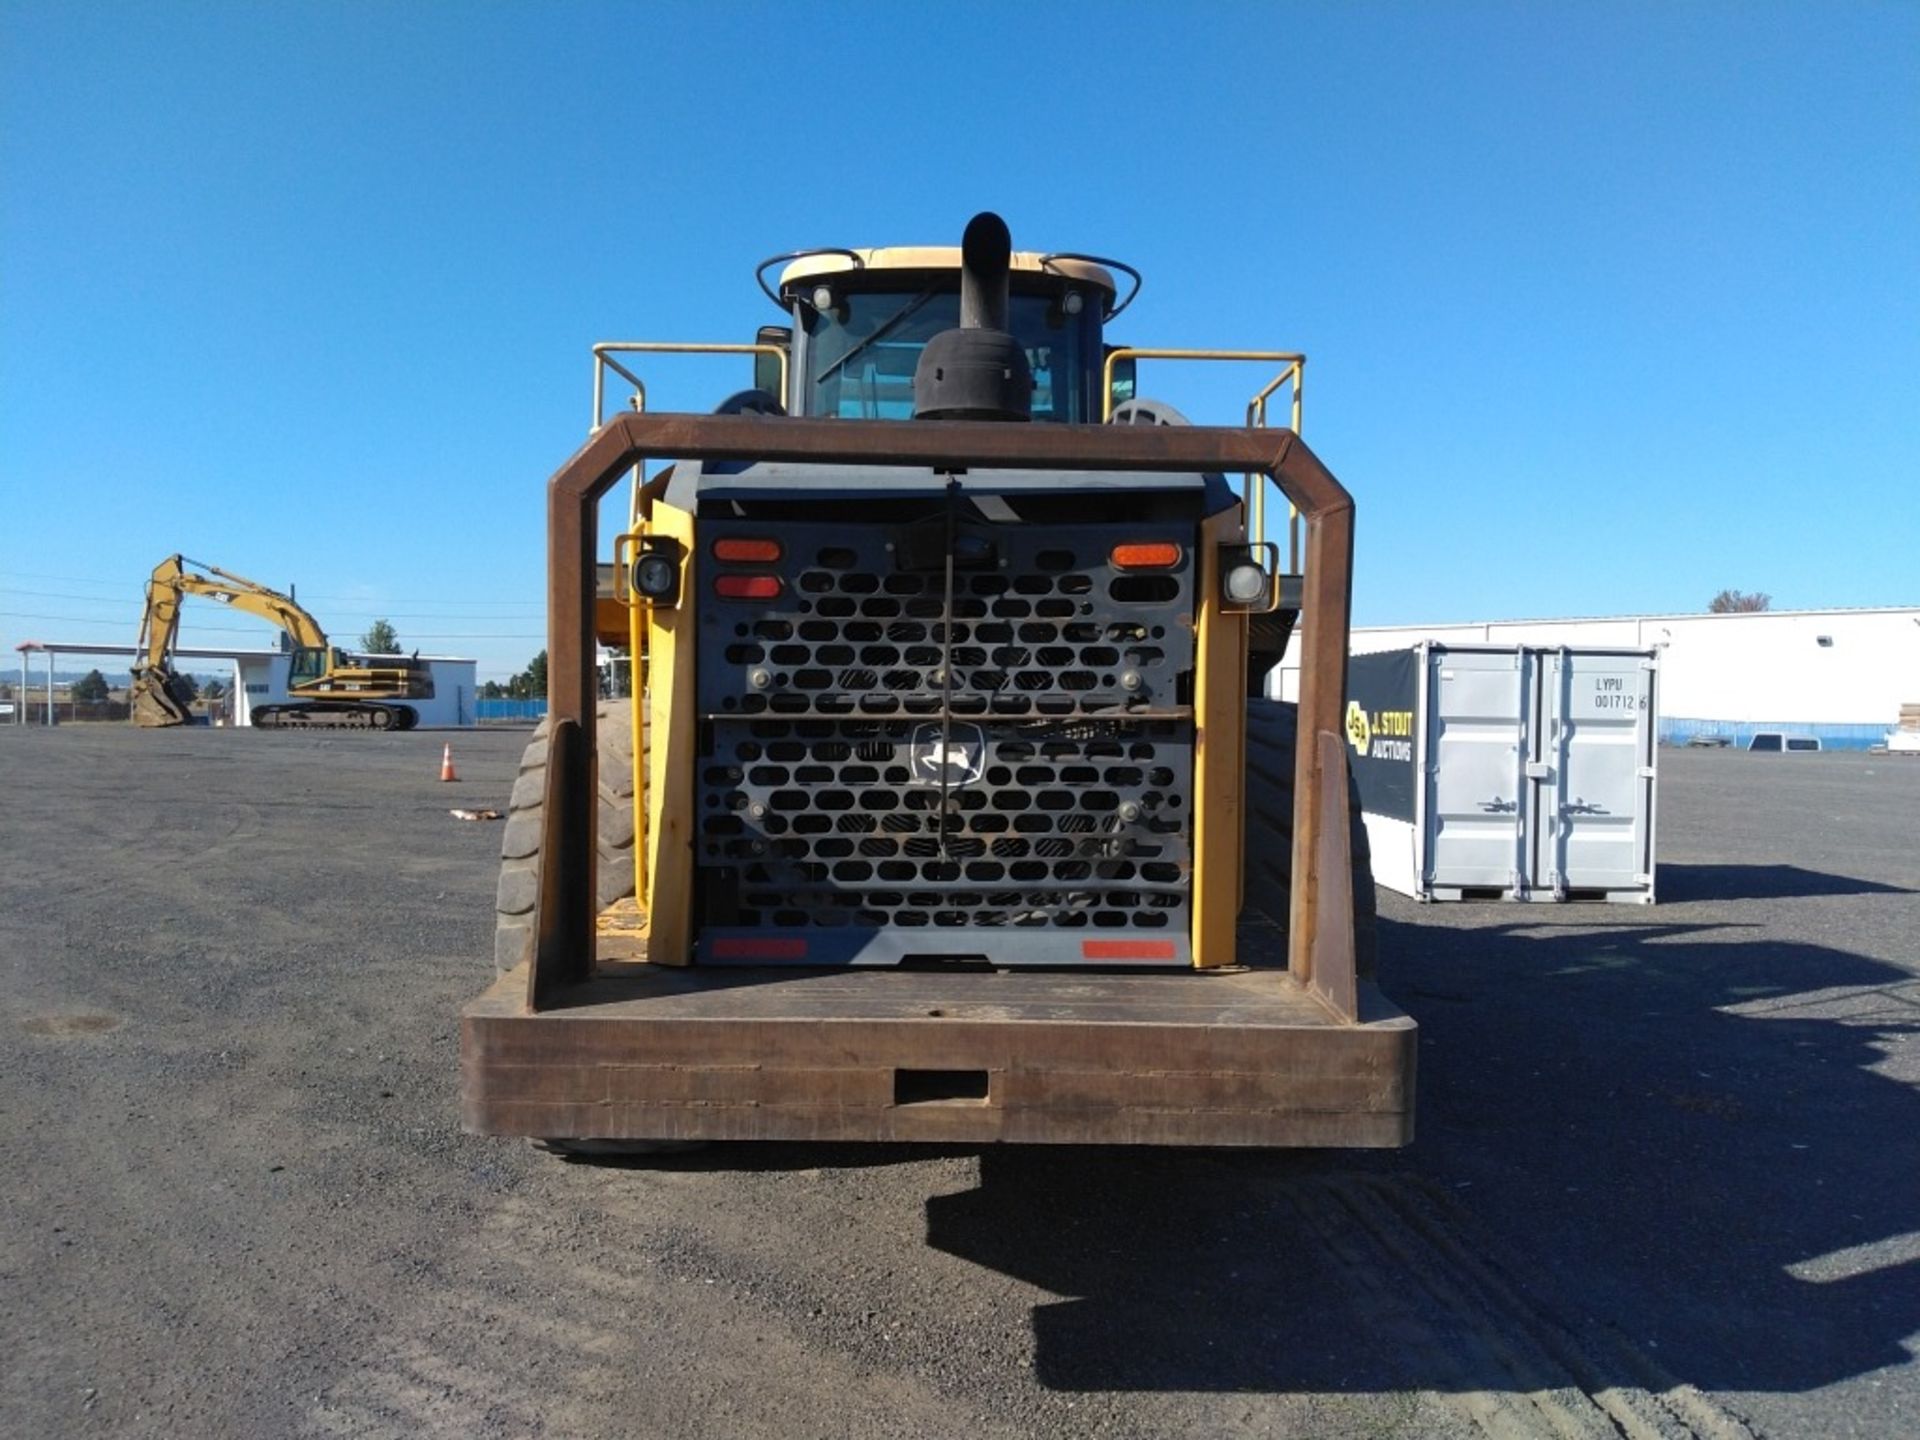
[631,536,683,605]
[1221,542,1281,613]
[1224,563,1267,603]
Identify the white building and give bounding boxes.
[233,653,477,728]
[1271,606,1920,751]
[13,642,477,727]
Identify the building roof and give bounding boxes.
[1356,604,1920,631]
[14,642,287,661]
[14,640,476,663]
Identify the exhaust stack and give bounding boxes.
[913,212,1033,421]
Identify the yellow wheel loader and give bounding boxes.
[131,554,434,730]
[464,213,1413,1149]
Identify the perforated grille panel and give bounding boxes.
[696,519,1196,962]
[700,525,1191,719]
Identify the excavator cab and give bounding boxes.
[288,646,327,687]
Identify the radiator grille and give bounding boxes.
[697,519,1195,952]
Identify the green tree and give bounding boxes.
[507,650,547,700]
[71,669,110,703]
[1708,589,1771,614]
[360,618,402,653]
[480,679,504,700]
[202,676,225,699]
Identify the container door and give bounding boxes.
[1539,650,1655,895]
[1424,648,1530,894]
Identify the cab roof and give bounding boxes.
[777,247,1118,297]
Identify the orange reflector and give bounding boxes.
[1110,543,1182,570]
[712,537,783,563]
[1081,939,1178,961]
[714,574,781,600]
[710,936,809,960]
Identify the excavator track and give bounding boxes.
[251,702,418,731]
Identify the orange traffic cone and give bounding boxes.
[439,742,458,782]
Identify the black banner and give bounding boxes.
[1345,649,1419,822]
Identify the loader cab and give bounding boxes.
[767,249,1138,422]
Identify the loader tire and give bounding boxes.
[1242,699,1379,980]
[494,699,691,1158]
[494,698,641,977]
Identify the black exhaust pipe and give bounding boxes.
[958,211,1012,332]
[913,211,1033,421]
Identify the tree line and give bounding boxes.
[481,651,546,700]
[68,669,225,703]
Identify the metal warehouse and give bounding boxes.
[1271,605,1920,751]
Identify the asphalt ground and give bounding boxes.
[1,724,1915,1439]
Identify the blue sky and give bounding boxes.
[3,2,1915,682]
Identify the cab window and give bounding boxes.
[289,647,325,685]
[801,288,1101,422]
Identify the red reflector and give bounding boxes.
[714,574,781,599]
[712,537,783,563]
[1110,543,1182,570]
[710,937,809,960]
[1080,940,1178,961]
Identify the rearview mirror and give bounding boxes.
[756,326,791,403]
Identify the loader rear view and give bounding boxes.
[463,213,1414,1149]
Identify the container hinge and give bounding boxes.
[1637,765,1656,779]
[1525,761,1553,781]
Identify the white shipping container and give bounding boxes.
[1348,644,1658,903]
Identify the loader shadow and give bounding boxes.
[553,1141,974,1172]
[1658,862,1913,901]
[926,916,1920,1397]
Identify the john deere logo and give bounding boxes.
[910,723,986,786]
[1345,700,1373,758]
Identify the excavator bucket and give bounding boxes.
[129,666,196,727]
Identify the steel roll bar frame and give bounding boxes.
[533,414,1359,1019]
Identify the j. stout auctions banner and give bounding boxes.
[1343,649,1419,823]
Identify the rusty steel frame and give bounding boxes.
[532,414,1358,1017]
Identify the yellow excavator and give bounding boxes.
[131,554,434,730]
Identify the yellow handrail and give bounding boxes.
[592,342,791,433]
[610,526,651,908]
[592,341,794,912]
[1099,348,1305,566]
[1245,363,1305,571]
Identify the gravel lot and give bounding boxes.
[2,725,1915,1439]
